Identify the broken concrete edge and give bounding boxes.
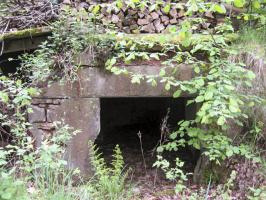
[1,26,239,52]
[0,27,51,41]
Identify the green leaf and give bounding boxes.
[149,4,157,12]
[173,90,182,98]
[234,0,246,8]
[186,99,194,105]
[181,121,190,127]
[248,101,255,107]
[159,69,166,76]
[226,149,233,157]
[224,85,235,90]
[229,105,238,113]
[165,83,171,91]
[150,53,160,60]
[194,66,200,74]
[116,0,123,9]
[92,5,101,15]
[247,71,256,80]
[170,132,177,140]
[125,53,136,63]
[217,116,226,126]
[163,4,171,14]
[252,1,261,9]
[214,4,226,14]
[195,95,204,103]
[243,14,249,21]
[131,76,141,84]
[196,79,205,87]
[204,91,213,100]
[0,92,9,103]
[27,87,38,96]
[157,146,164,153]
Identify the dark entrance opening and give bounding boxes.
[95,97,199,188]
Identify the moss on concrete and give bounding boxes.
[115,33,238,45]
[0,27,51,41]
[1,26,238,54]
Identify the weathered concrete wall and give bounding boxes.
[40,65,193,98]
[29,97,100,174]
[29,65,193,174]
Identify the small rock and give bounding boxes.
[161,15,169,22]
[62,0,71,5]
[137,18,149,26]
[177,10,185,18]
[128,9,138,15]
[79,2,89,9]
[150,12,159,20]
[205,11,215,19]
[138,13,145,18]
[170,8,178,17]
[169,18,178,24]
[111,14,120,23]
[132,187,141,195]
[39,123,55,131]
[153,19,165,33]
[141,23,155,33]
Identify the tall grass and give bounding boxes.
[233,26,266,57]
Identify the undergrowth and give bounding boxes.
[88,142,132,200]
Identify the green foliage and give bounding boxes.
[88,142,132,200]
[153,156,189,193]
[0,77,81,198]
[105,0,266,194]
[21,7,113,83]
[0,76,39,172]
[33,122,80,195]
[0,172,28,200]
[233,27,266,57]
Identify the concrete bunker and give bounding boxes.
[22,65,195,175]
[1,34,196,175]
[95,97,200,180]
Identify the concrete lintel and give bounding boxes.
[2,36,49,54]
[40,65,193,98]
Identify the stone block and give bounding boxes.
[29,125,50,148]
[28,105,46,123]
[46,105,61,122]
[32,98,53,105]
[40,81,77,98]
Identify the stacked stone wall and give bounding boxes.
[61,0,225,34]
[28,98,66,146]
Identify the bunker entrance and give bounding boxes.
[95,97,199,185]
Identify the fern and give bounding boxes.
[88,142,132,200]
